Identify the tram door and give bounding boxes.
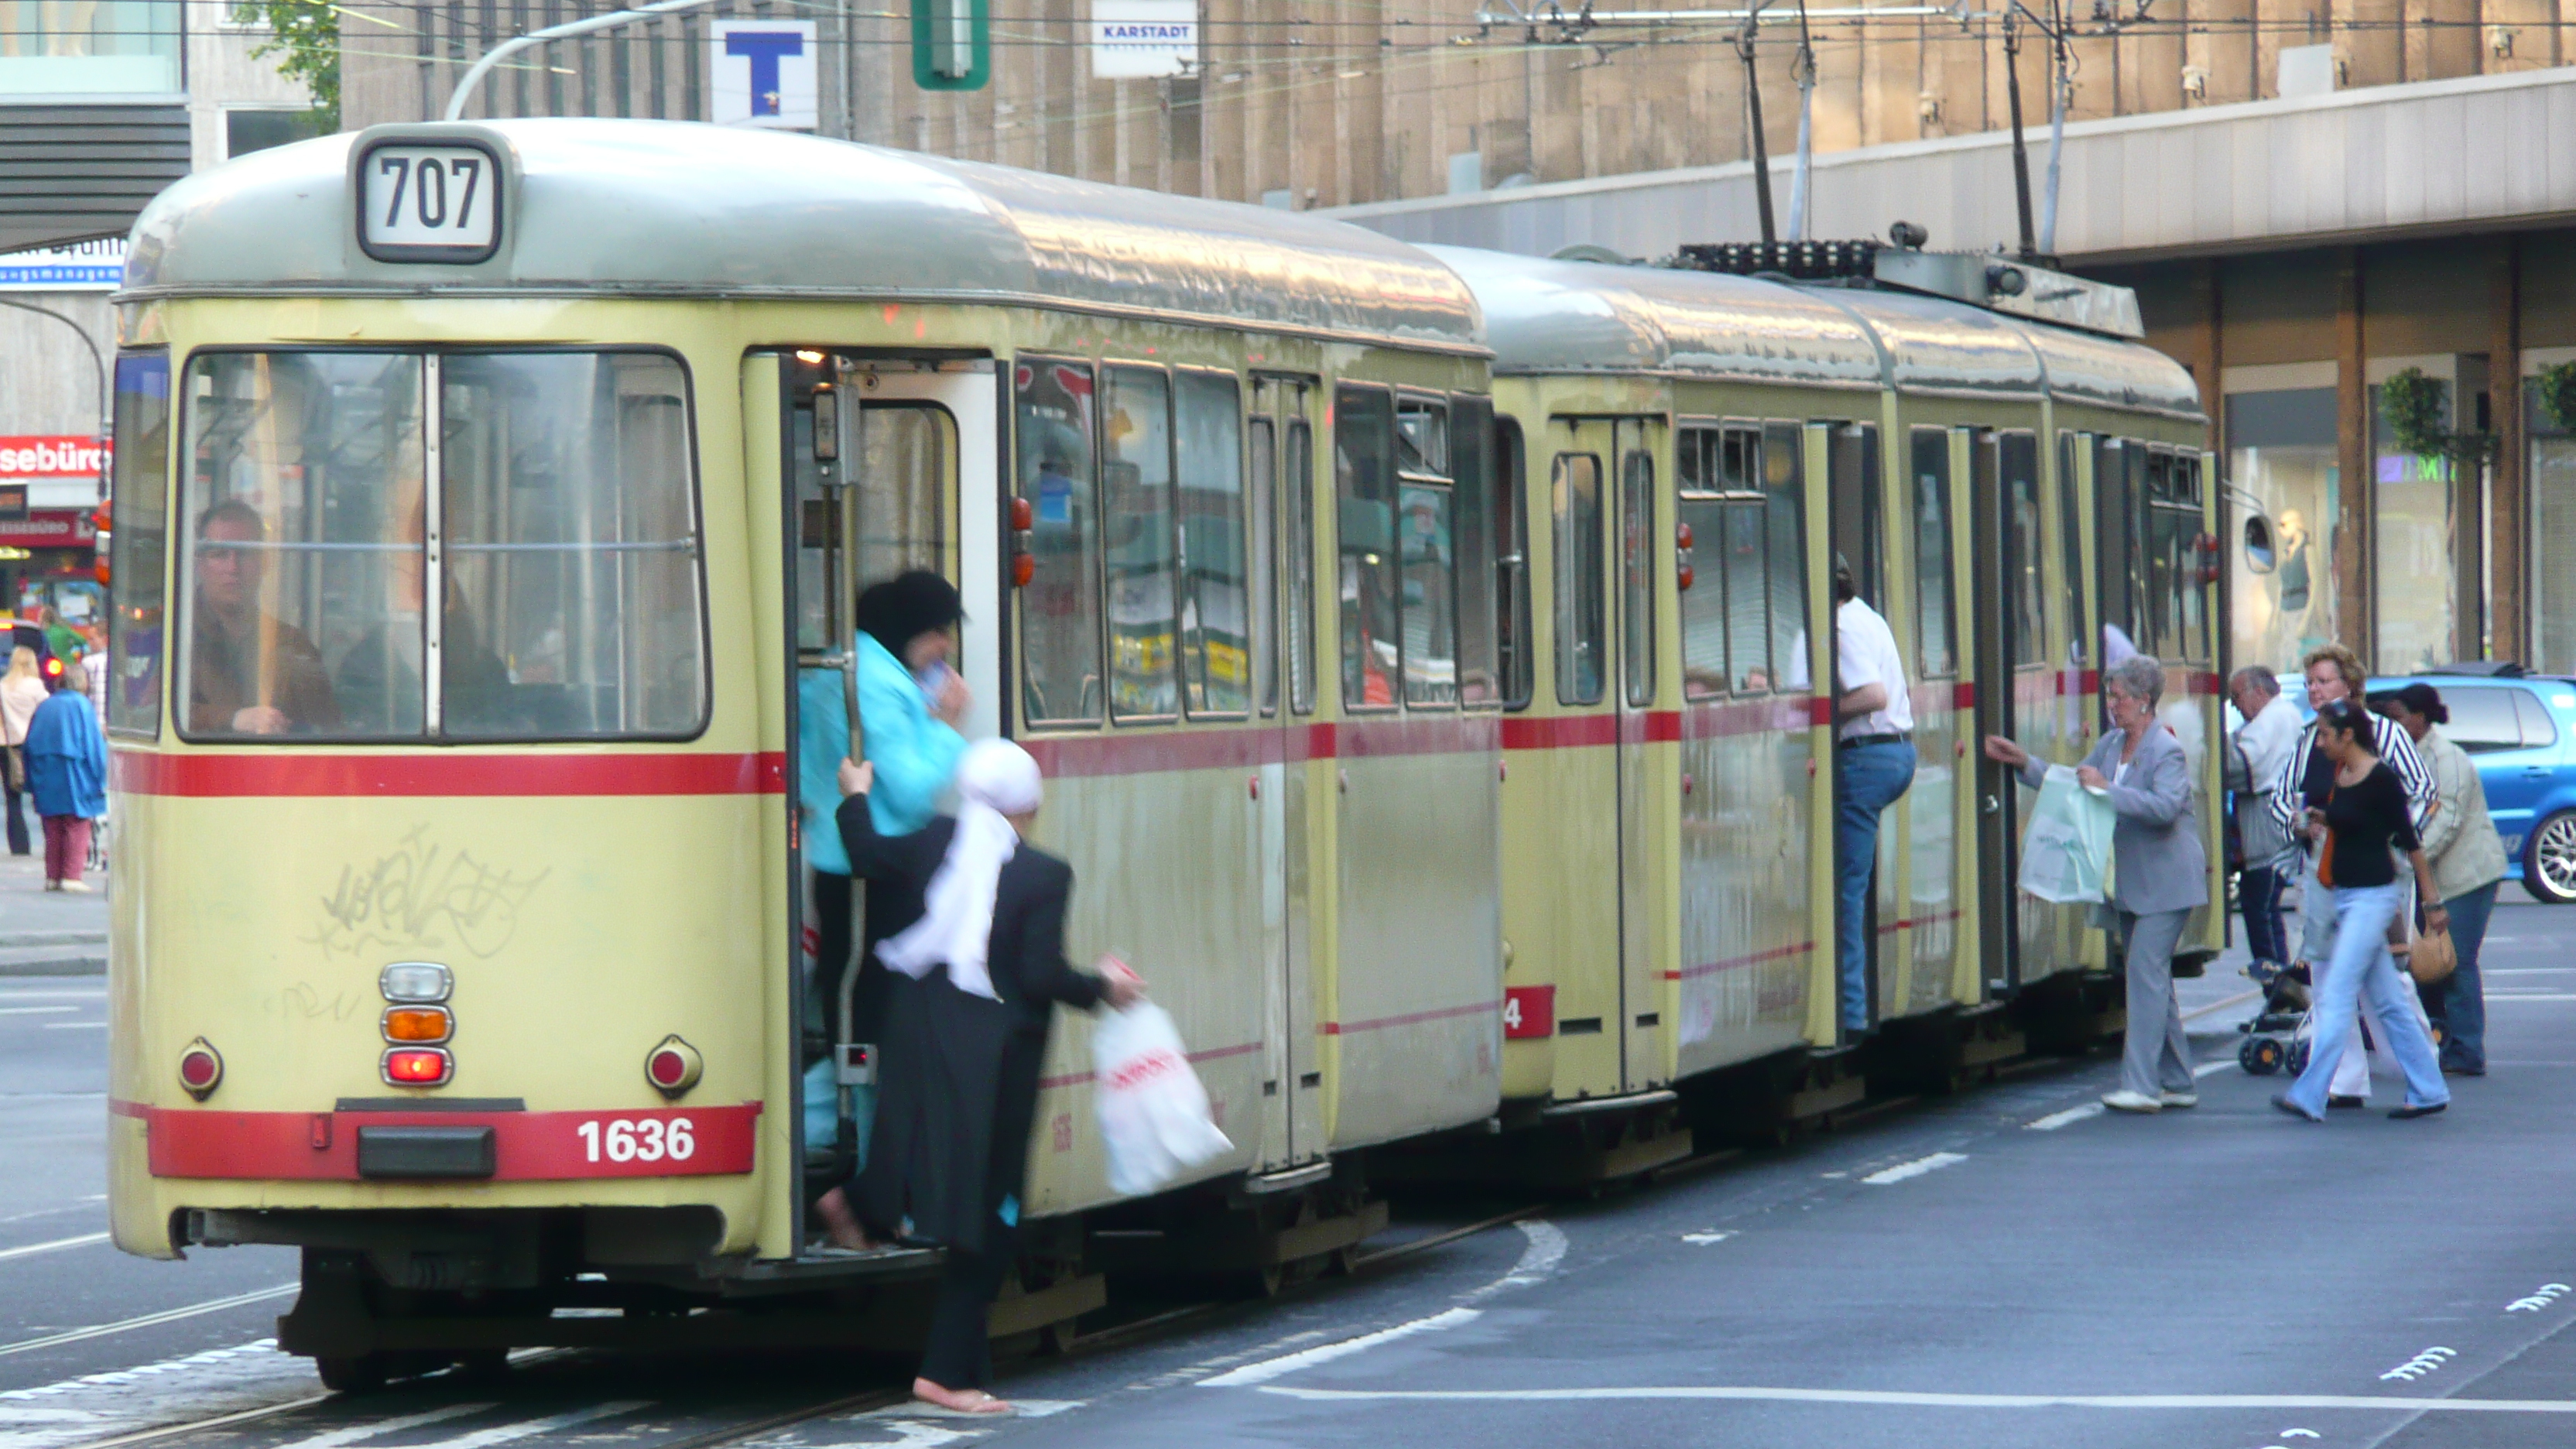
[1610,418,1663,1089]
[1825,423,1886,1033]
[1249,376,1321,1168]
[1969,430,2047,992]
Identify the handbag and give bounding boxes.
[2314,785,2337,888]
[5,745,22,793]
[2408,923,2457,985]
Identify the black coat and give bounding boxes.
[837,794,1103,1255]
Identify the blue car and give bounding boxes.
[2368,670,2576,905]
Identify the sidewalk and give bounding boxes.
[0,848,108,975]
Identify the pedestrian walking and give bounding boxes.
[1831,556,1915,1036]
[0,645,48,857]
[796,572,971,1176]
[2267,645,2434,1106]
[1985,653,2208,1112]
[2375,682,2506,1076]
[23,660,105,892]
[2273,698,2451,1121]
[2228,666,2304,975]
[816,742,1142,1416]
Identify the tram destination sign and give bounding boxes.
[356,138,505,264]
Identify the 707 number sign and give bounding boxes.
[358,142,502,262]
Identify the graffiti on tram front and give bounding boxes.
[306,826,550,960]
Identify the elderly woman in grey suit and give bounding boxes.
[1984,653,2209,1114]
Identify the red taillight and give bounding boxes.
[646,1034,703,1098]
[1675,522,1694,550]
[1009,496,1035,531]
[177,1040,223,1099]
[1677,564,1695,592]
[42,656,60,681]
[382,1047,452,1086]
[1011,552,1036,588]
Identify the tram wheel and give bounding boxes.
[315,1355,388,1395]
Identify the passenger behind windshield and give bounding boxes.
[187,499,341,736]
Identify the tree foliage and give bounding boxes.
[2380,366,2496,472]
[2537,361,2576,437]
[231,0,340,132]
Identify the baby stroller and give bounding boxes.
[2236,957,2311,1075]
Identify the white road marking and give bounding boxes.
[1200,1309,1482,1388]
[1470,1221,1565,1295]
[2380,1347,2457,1382]
[1862,1153,1966,1185]
[1680,1231,1736,1245]
[2194,1060,2235,1078]
[2485,995,2576,1002]
[2507,1283,2571,1313]
[0,1007,75,1016]
[39,1023,103,1030]
[1253,1386,2576,1412]
[0,1284,297,1358]
[0,1234,107,1262]
[262,1402,498,1449]
[403,1402,650,1449]
[2025,1105,2104,1132]
[0,1340,321,1449]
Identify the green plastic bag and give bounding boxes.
[2019,764,2117,904]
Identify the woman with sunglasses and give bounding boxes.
[2273,697,2451,1122]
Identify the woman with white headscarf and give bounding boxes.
[811,739,1141,1416]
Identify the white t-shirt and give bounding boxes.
[1834,597,1913,738]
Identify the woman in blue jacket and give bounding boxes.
[798,573,970,1180]
[26,659,107,892]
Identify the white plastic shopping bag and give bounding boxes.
[2018,764,2118,905]
[1091,1002,1233,1197]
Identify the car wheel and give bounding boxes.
[2526,809,2576,906]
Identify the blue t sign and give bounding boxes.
[724,29,805,118]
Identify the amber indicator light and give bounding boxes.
[382,1005,453,1043]
[382,1047,453,1087]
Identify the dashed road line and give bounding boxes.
[1861,1153,1966,1185]
[2025,1105,2103,1132]
[1199,1310,1482,1388]
[0,1234,107,1263]
[1251,1386,2576,1412]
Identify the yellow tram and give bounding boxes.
[101,117,2217,1382]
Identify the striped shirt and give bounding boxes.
[2266,709,2434,838]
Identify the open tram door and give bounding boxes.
[1968,430,2054,995]
[1248,375,1324,1171]
[1823,421,1885,1038]
[773,352,994,1251]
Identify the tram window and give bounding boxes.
[2143,447,2175,659]
[1335,386,1400,711]
[2174,453,2208,662]
[108,352,170,738]
[1450,396,1501,707]
[1910,428,1957,679]
[1620,448,1656,707]
[1249,415,1278,716]
[1400,479,1459,708]
[1015,357,1104,725]
[1176,371,1247,717]
[1552,452,1606,706]
[1492,417,1533,709]
[1675,430,1730,701]
[2001,431,2044,670]
[2057,431,2087,670]
[854,406,952,588]
[1397,399,1447,475]
[1103,366,1178,721]
[177,351,423,740]
[1286,415,1318,715]
[2094,437,2135,665]
[1762,422,1810,693]
[440,351,705,739]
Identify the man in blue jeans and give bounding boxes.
[1832,558,1915,1036]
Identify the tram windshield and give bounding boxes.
[177,349,704,741]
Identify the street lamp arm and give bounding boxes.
[0,295,111,500]
[445,0,726,122]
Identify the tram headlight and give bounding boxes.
[382,1047,454,1087]
[177,1039,223,1100]
[380,962,452,1002]
[382,1005,454,1043]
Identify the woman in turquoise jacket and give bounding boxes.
[799,572,969,1181]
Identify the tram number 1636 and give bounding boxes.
[575,1115,697,1164]
[358,144,502,261]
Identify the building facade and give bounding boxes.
[2,0,316,622]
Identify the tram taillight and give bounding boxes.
[646,1034,704,1098]
[177,1039,223,1100]
[1009,496,1036,587]
[382,1048,454,1087]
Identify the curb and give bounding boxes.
[0,956,105,978]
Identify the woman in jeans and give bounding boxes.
[2273,698,2452,1121]
[1985,653,2206,1114]
[2376,683,2507,1076]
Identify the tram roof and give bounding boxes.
[120,119,1486,355]
[1427,246,2202,420]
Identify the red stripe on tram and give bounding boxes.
[1319,1001,1497,1036]
[1023,714,1499,780]
[122,1101,762,1180]
[110,751,786,798]
[1036,1040,1260,1092]
[1663,939,1815,981]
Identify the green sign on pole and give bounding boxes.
[912,0,991,91]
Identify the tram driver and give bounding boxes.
[187,499,341,736]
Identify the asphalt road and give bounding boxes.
[4,885,2571,1449]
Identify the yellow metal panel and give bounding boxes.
[741,351,794,1261]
